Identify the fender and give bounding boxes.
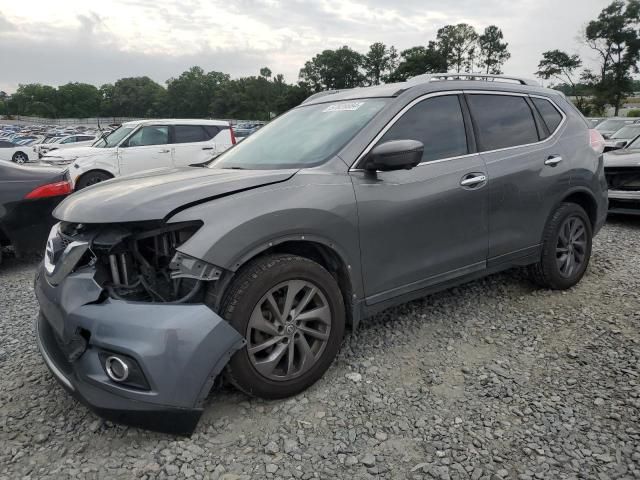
[168,171,365,299]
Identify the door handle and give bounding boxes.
[158,149,170,153]
[201,146,214,150]
[545,155,563,166]
[460,174,487,187]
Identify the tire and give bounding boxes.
[12,152,28,164]
[529,202,593,290]
[212,254,346,399]
[75,171,113,190]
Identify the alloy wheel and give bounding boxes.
[556,216,587,278]
[247,280,332,381]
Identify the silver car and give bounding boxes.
[604,136,640,214]
[35,73,608,434]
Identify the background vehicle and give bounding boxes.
[35,74,607,434]
[0,138,38,163]
[586,117,605,128]
[41,119,236,189]
[233,122,264,139]
[604,136,640,215]
[595,118,639,138]
[603,123,640,151]
[0,161,71,264]
[35,134,97,157]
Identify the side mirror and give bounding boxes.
[364,139,424,172]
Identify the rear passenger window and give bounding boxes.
[379,95,468,163]
[203,125,221,139]
[532,97,563,135]
[173,125,210,143]
[467,95,539,151]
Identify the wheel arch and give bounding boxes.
[74,169,115,188]
[211,237,359,328]
[559,188,598,229]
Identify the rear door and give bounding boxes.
[171,125,220,166]
[465,92,570,264]
[118,125,173,176]
[352,92,489,304]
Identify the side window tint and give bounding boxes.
[126,126,169,147]
[174,125,210,144]
[379,95,468,163]
[532,98,563,135]
[467,95,539,151]
[203,125,221,139]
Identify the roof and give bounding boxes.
[301,74,561,106]
[121,119,230,127]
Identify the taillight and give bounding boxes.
[25,180,72,199]
[229,124,236,145]
[589,129,605,155]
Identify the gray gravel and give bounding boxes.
[1,217,640,480]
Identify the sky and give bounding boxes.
[0,0,610,94]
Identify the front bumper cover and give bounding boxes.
[34,265,244,434]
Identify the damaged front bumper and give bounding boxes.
[34,264,244,434]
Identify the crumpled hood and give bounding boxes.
[54,167,298,223]
[604,149,640,168]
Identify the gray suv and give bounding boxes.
[35,74,608,433]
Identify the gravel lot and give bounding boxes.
[1,217,639,480]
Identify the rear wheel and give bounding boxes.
[213,254,345,399]
[529,203,593,290]
[12,152,28,164]
[75,171,113,190]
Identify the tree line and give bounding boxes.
[537,0,640,116]
[0,23,509,121]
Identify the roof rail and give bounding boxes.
[408,73,540,87]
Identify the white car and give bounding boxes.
[0,139,38,164]
[41,119,236,189]
[35,134,98,157]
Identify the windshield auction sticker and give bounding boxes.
[323,102,364,112]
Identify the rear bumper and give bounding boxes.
[34,265,244,434]
[607,189,640,215]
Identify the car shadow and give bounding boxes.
[606,213,640,229]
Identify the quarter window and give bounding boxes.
[174,125,211,143]
[532,97,563,136]
[126,126,169,147]
[378,95,468,163]
[467,94,539,151]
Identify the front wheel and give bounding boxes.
[12,152,28,164]
[529,203,593,290]
[75,171,113,190]
[213,254,346,399]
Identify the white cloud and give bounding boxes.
[0,0,611,93]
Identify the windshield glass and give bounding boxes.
[93,126,135,148]
[214,99,389,169]
[597,119,630,132]
[611,125,640,139]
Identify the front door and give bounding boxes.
[118,125,173,176]
[352,93,489,305]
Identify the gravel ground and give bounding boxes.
[1,217,639,480]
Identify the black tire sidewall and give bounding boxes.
[12,152,26,163]
[221,255,345,399]
[76,171,111,190]
[540,203,593,289]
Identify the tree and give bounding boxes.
[166,67,229,117]
[111,77,168,117]
[363,42,399,85]
[299,46,365,92]
[584,0,640,115]
[536,50,590,113]
[477,26,510,74]
[386,43,447,81]
[259,67,272,79]
[56,83,101,117]
[436,24,478,73]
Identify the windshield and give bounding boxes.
[597,119,631,132]
[214,99,389,169]
[611,125,640,139]
[93,126,135,148]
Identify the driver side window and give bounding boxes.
[379,95,468,164]
[125,126,169,147]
